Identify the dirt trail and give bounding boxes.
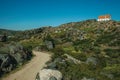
[2,51,51,80]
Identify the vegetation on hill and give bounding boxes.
[0,20,120,79]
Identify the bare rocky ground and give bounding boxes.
[1,51,51,80]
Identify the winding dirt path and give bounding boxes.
[2,51,51,80]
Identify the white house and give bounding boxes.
[97,14,111,21]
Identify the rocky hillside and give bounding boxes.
[0,19,120,80]
[35,20,119,80]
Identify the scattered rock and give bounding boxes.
[81,77,96,80]
[86,57,98,65]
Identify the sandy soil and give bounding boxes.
[2,51,51,80]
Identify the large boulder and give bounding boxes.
[45,40,55,50]
[8,42,32,64]
[35,69,62,80]
[9,45,23,64]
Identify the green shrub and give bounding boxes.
[51,46,65,59]
[104,49,120,58]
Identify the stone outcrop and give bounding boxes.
[64,54,82,64]
[0,42,32,76]
[35,69,62,80]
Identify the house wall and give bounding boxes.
[97,18,111,21]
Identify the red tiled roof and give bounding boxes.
[98,14,111,19]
